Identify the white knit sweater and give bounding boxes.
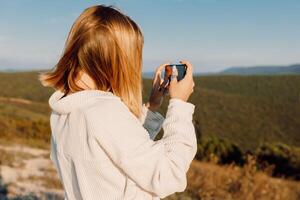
[48,89,197,200]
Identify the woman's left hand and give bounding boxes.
[145,62,170,111]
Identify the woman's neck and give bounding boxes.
[60,71,111,98]
[76,71,97,90]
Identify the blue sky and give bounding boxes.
[0,0,299,73]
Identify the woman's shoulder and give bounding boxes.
[81,97,131,121]
[81,97,144,141]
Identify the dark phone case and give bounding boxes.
[159,64,187,94]
[164,64,187,82]
[159,64,187,93]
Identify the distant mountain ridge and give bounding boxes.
[142,71,203,78]
[1,64,300,76]
[220,64,300,75]
[143,64,300,77]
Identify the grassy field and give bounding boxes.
[1,71,300,151]
[148,75,300,152]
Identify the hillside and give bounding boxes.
[1,71,300,152]
[0,71,54,102]
[220,64,300,75]
[146,75,300,151]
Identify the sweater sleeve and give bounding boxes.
[139,103,165,140]
[84,98,197,198]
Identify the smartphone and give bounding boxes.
[164,64,187,82]
[160,64,187,93]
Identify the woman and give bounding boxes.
[39,4,196,200]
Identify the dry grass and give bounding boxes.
[39,168,63,190]
[0,148,34,167]
[185,156,300,200]
[0,149,15,166]
[20,174,62,190]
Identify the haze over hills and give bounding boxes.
[1,63,300,77]
[219,64,300,75]
[143,64,300,77]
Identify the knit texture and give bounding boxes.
[48,89,197,200]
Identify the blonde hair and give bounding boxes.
[39,4,144,118]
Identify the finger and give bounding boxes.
[158,79,169,92]
[153,62,170,85]
[153,71,160,86]
[152,72,160,86]
[153,70,163,87]
[161,78,169,87]
[180,60,193,79]
[154,62,171,78]
[155,62,170,73]
[160,78,164,85]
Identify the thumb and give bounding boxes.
[169,65,178,86]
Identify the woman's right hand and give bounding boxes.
[169,60,195,102]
